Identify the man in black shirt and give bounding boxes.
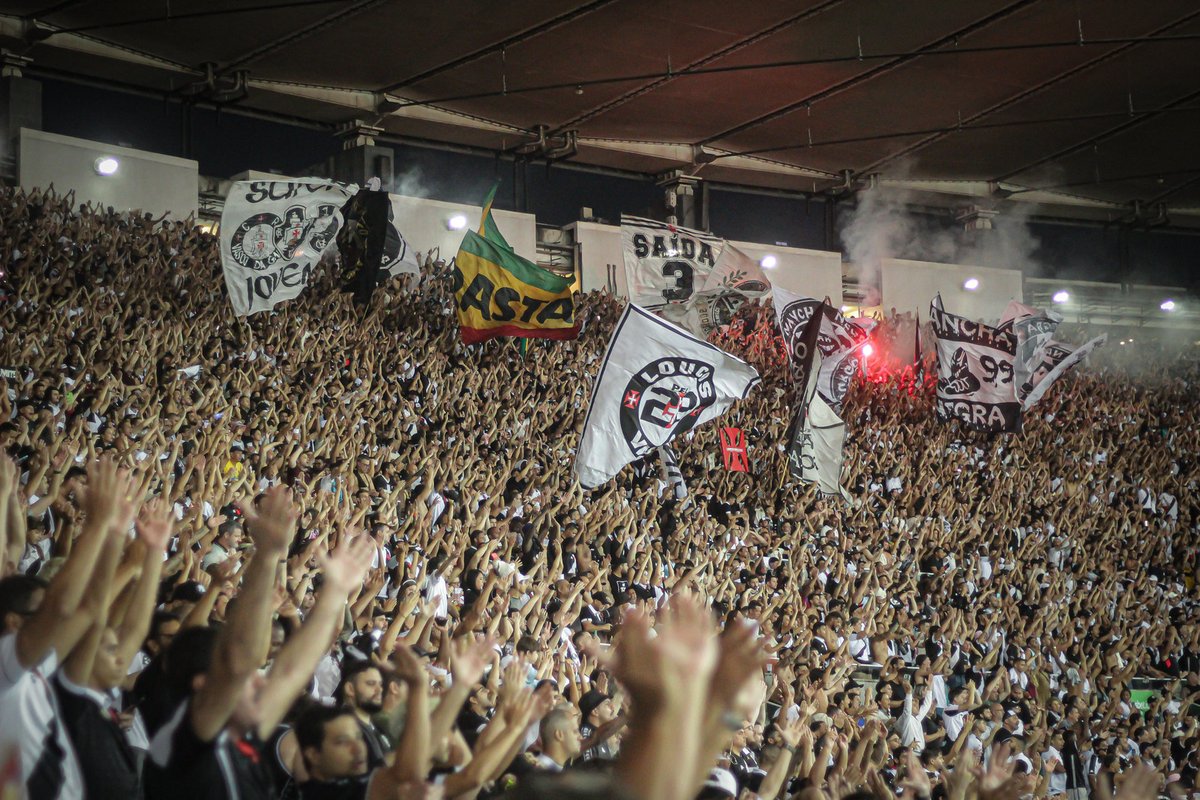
[335,661,391,770]
[144,488,374,800]
[294,651,432,800]
[53,497,176,799]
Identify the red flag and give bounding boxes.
[720,427,749,472]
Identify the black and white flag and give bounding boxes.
[1022,335,1106,410]
[659,244,770,337]
[574,305,759,489]
[337,189,422,305]
[996,301,1062,407]
[783,301,849,498]
[930,295,1021,432]
[658,444,688,501]
[621,215,725,310]
[773,288,868,414]
[220,179,353,316]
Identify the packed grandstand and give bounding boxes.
[0,183,1196,800]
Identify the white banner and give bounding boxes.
[620,215,725,310]
[772,288,868,413]
[1022,335,1106,410]
[787,343,849,500]
[930,295,1021,432]
[221,179,355,316]
[658,244,771,337]
[574,305,760,489]
[997,300,1062,407]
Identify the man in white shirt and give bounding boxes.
[532,708,582,772]
[0,457,132,800]
[1043,730,1068,797]
[895,680,935,753]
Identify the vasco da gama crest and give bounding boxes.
[230,204,339,271]
[619,357,717,458]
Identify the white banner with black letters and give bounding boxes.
[221,179,355,316]
[930,295,1021,432]
[620,215,725,310]
[996,300,1062,407]
[574,305,760,489]
[784,311,850,499]
[773,287,868,414]
[1022,335,1105,410]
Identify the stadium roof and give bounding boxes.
[2,0,1200,226]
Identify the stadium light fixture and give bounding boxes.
[963,278,979,291]
[1161,299,1176,311]
[446,214,468,231]
[94,157,119,176]
[760,254,777,269]
[1052,290,1069,304]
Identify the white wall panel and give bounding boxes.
[881,258,1023,323]
[19,128,198,219]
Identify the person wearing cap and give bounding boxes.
[223,443,245,481]
[577,689,619,762]
[697,767,739,799]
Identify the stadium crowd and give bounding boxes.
[0,184,1196,800]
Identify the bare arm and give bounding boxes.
[17,458,131,669]
[255,533,373,739]
[189,486,296,742]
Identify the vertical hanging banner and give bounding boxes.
[720,427,749,472]
[573,305,759,489]
[930,295,1021,432]
[1021,335,1106,410]
[782,302,850,499]
[772,288,868,413]
[220,179,354,316]
[620,215,725,310]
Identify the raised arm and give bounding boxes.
[254,531,373,739]
[189,485,296,742]
[111,499,174,675]
[16,458,131,669]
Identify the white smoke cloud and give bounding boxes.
[838,181,1042,305]
[392,165,430,199]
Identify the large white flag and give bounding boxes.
[996,300,1062,407]
[783,309,850,499]
[574,305,760,489]
[773,288,868,413]
[221,179,354,316]
[1022,335,1106,409]
[621,215,725,310]
[930,295,1021,432]
[658,244,771,337]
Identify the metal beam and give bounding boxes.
[221,0,392,72]
[377,0,620,94]
[697,0,1041,147]
[24,0,91,19]
[552,0,846,133]
[995,85,1200,182]
[1141,173,1200,207]
[857,7,1200,174]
